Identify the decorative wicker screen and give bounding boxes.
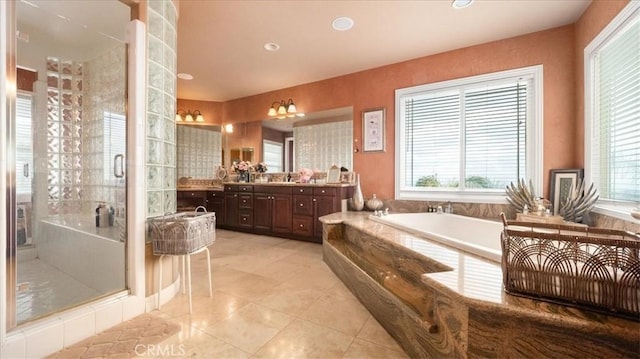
[500,214,640,321]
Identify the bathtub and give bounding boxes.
[369,213,503,262]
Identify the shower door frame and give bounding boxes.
[2,1,148,347]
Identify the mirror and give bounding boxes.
[230,147,254,163]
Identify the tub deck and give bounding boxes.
[321,212,640,358]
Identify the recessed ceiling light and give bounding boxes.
[264,42,280,52]
[451,0,473,9]
[177,73,193,80]
[332,17,354,31]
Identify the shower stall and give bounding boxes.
[5,0,131,329]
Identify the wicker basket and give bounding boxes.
[500,214,640,321]
[150,209,216,256]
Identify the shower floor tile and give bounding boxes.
[17,259,102,324]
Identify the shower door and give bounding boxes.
[6,0,131,329]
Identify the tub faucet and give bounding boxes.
[436,205,443,214]
[446,201,453,214]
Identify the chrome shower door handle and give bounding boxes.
[23,163,29,178]
[114,154,125,178]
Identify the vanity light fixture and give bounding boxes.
[223,124,234,133]
[268,99,304,118]
[451,0,473,9]
[175,109,204,123]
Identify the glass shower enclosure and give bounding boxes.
[6,0,131,329]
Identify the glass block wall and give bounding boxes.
[176,126,222,179]
[45,57,84,216]
[294,120,353,172]
[146,0,177,217]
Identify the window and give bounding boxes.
[395,66,542,202]
[585,2,639,210]
[263,140,283,173]
[16,93,33,196]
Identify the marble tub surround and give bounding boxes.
[321,212,640,358]
[370,199,515,221]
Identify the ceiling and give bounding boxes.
[177,0,591,102]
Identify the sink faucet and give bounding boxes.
[446,201,453,214]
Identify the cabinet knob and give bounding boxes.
[299,203,304,207]
[299,224,304,228]
[321,190,326,194]
[299,189,304,193]
[313,198,316,202]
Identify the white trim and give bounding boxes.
[284,136,294,173]
[395,65,543,202]
[584,1,640,221]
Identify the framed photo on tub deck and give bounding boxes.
[549,169,584,215]
[362,108,385,152]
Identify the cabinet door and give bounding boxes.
[253,193,272,232]
[272,194,292,234]
[314,195,337,238]
[224,193,239,227]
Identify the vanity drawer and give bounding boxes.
[239,194,253,209]
[293,195,313,216]
[313,187,337,196]
[292,215,313,237]
[225,184,254,192]
[293,187,313,195]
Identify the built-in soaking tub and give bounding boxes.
[369,212,503,262]
[320,212,640,358]
[36,216,125,293]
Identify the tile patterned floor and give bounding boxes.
[48,229,410,358]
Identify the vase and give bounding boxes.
[350,174,364,211]
[366,194,383,211]
[238,171,249,183]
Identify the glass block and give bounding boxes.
[75,108,83,122]
[72,78,83,91]
[48,121,60,138]
[147,113,162,139]
[62,186,72,199]
[164,143,175,165]
[73,63,83,76]
[47,74,59,88]
[61,122,72,137]
[72,139,81,153]
[149,0,163,14]
[62,92,72,106]
[73,170,82,184]
[75,187,82,199]
[60,201,73,215]
[164,44,176,74]
[147,165,161,190]
[48,89,59,105]
[147,191,163,217]
[73,123,82,138]
[164,119,175,142]
[48,138,60,153]
[48,106,59,122]
[164,190,176,214]
[48,184,59,199]
[61,138,73,153]
[148,62,163,90]
[73,94,82,107]
[48,201,59,216]
[148,37,163,64]
[164,167,175,189]
[148,9,163,39]
[62,108,73,122]
[45,153,59,171]
[61,76,72,90]
[61,154,73,168]
[62,61,72,75]
[73,154,81,168]
[61,170,72,184]
[47,57,59,72]
[148,88,162,115]
[165,21,176,53]
[146,139,163,164]
[165,0,177,32]
[163,93,174,119]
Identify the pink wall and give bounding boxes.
[178,0,629,201]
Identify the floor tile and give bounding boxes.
[299,291,371,336]
[343,337,410,359]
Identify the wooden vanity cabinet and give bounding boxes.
[223,184,253,230]
[313,187,347,238]
[254,186,292,235]
[206,190,225,226]
[177,190,208,211]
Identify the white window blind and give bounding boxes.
[590,9,639,204]
[397,67,540,201]
[263,140,283,173]
[103,112,126,182]
[16,93,33,196]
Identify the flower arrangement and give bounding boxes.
[298,167,314,183]
[231,160,251,173]
[253,162,268,173]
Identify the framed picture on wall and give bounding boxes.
[549,169,584,215]
[362,108,385,152]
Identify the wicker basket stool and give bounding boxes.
[150,207,216,313]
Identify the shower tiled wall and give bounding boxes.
[146,0,177,217]
[177,125,222,179]
[294,120,353,171]
[45,57,84,216]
